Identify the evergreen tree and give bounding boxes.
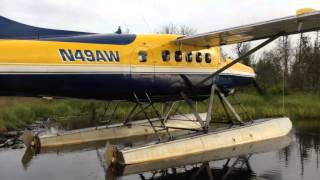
[255,50,283,90]
[234,42,252,66]
[290,34,313,91]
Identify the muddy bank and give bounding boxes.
[0,119,55,150]
[0,131,24,149]
[0,127,7,134]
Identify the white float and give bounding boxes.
[107,117,292,175]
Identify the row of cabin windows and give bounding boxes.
[138,50,212,63]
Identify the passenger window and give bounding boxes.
[138,51,147,62]
[162,50,170,62]
[196,52,202,63]
[186,52,193,63]
[175,51,182,62]
[205,53,212,63]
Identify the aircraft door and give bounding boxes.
[131,45,155,97]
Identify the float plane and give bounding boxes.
[0,9,319,102]
[1,8,320,172]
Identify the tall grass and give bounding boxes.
[238,93,320,120]
[0,93,319,131]
[0,98,99,130]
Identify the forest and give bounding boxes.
[236,32,320,94]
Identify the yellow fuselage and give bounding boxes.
[0,34,255,101]
[0,34,254,75]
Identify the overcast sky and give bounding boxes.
[1,0,320,34]
[1,0,320,57]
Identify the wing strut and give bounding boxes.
[196,33,283,86]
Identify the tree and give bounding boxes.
[277,36,291,84]
[306,31,320,92]
[255,50,283,89]
[290,34,313,91]
[233,42,252,66]
[156,23,197,35]
[254,32,320,93]
[178,25,197,36]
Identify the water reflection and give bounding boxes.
[107,136,291,177]
[124,158,256,180]
[277,128,320,179]
[21,147,34,170]
[1,120,320,180]
[107,136,291,179]
[107,127,320,180]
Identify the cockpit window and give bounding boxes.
[138,51,147,62]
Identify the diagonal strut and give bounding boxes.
[196,33,283,86]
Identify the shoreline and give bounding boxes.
[0,93,319,131]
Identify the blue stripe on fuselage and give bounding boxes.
[43,34,137,45]
[0,74,253,100]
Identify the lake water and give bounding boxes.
[0,120,319,180]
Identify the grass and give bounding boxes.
[226,93,320,120]
[0,97,97,131]
[0,92,319,131]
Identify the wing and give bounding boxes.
[0,16,94,39]
[176,10,320,47]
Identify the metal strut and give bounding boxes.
[181,92,206,131]
[221,155,252,180]
[205,83,216,128]
[181,84,245,132]
[180,34,282,129]
[162,102,176,123]
[99,102,119,126]
[196,33,282,87]
[216,88,244,125]
[190,162,214,180]
[129,92,172,141]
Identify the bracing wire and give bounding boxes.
[282,62,285,116]
[282,36,287,116]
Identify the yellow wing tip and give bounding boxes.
[296,8,316,16]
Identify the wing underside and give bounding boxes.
[176,10,320,47]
